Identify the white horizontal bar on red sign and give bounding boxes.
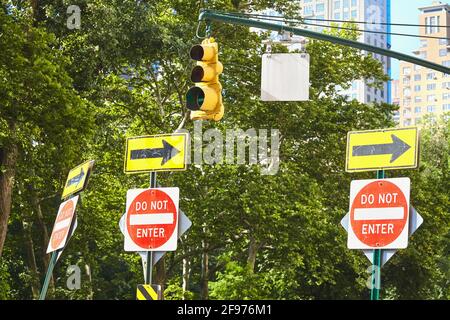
[353,207,404,221]
[53,218,72,231]
[129,213,174,225]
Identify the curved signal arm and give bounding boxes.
[199,10,450,75]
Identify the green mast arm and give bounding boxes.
[199,10,450,75]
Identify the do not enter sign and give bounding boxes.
[47,195,79,253]
[348,178,410,249]
[124,188,179,251]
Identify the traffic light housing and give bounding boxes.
[186,38,224,121]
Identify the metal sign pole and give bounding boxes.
[38,249,59,300]
[371,169,384,300]
[146,171,157,285]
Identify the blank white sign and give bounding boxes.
[261,53,310,101]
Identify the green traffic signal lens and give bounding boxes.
[186,87,204,110]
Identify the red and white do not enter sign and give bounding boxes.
[348,178,410,249]
[47,195,79,253]
[124,188,179,251]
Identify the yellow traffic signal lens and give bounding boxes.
[191,63,222,82]
[191,66,205,82]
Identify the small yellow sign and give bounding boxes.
[136,284,161,300]
[61,160,95,199]
[124,133,188,173]
[346,127,419,172]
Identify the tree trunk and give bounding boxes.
[182,251,190,300]
[247,235,261,273]
[200,240,209,300]
[29,189,54,291]
[0,130,18,258]
[22,219,40,299]
[154,257,166,300]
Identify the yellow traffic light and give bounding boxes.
[186,37,224,121]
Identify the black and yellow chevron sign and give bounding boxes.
[136,284,161,300]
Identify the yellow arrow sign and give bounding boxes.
[124,133,188,173]
[62,160,95,199]
[346,127,419,172]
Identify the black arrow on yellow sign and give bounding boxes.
[352,134,411,163]
[130,140,180,165]
[65,168,85,187]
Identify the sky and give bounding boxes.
[390,0,446,79]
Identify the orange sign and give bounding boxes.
[47,196,79,253]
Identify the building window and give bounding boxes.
[351,81,358,90]
[414,85,420,92]
[351,0,357,6]
[334,0,341,9]
[381,90,384,98]
[427,72,436,80]
[426,16,440,34]
[414,106,421,113]
[334,12,341,19]
[414,74,421,81]
[420,40,427,48]
[403,67,411,75]
[420,51,427,59]
[439,49,448,57]
[427,94,436,102]
[443,60,450,67]
[427,84,436,91]
[415,96,422,103]
[343,0,349,9]
[443,93,450,100]
[403,99,411,106]
[303,6,313,15]
[427,105,436,112]
[343,11,349,19]
[415,117,421,125]
[443,104,450,111]
[367,94,371,102]
[439,38,448,46]
[414,65,422,71]
[403,120,411,126]
[403,88,411,96]
[351,10,357,19]
[316,3,325,13]
[442,82,450,89]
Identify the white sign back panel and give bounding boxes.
[261,53,310,101]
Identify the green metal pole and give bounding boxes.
[146,172,157,285]
[371,169,385,300]
[199,10,450,75]
[39,250,59,300]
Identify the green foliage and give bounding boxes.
[0,0,448,301]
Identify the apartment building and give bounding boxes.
[398,1,450,127]
[299,0,391,104]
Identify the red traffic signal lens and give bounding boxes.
[190,45,204,61]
